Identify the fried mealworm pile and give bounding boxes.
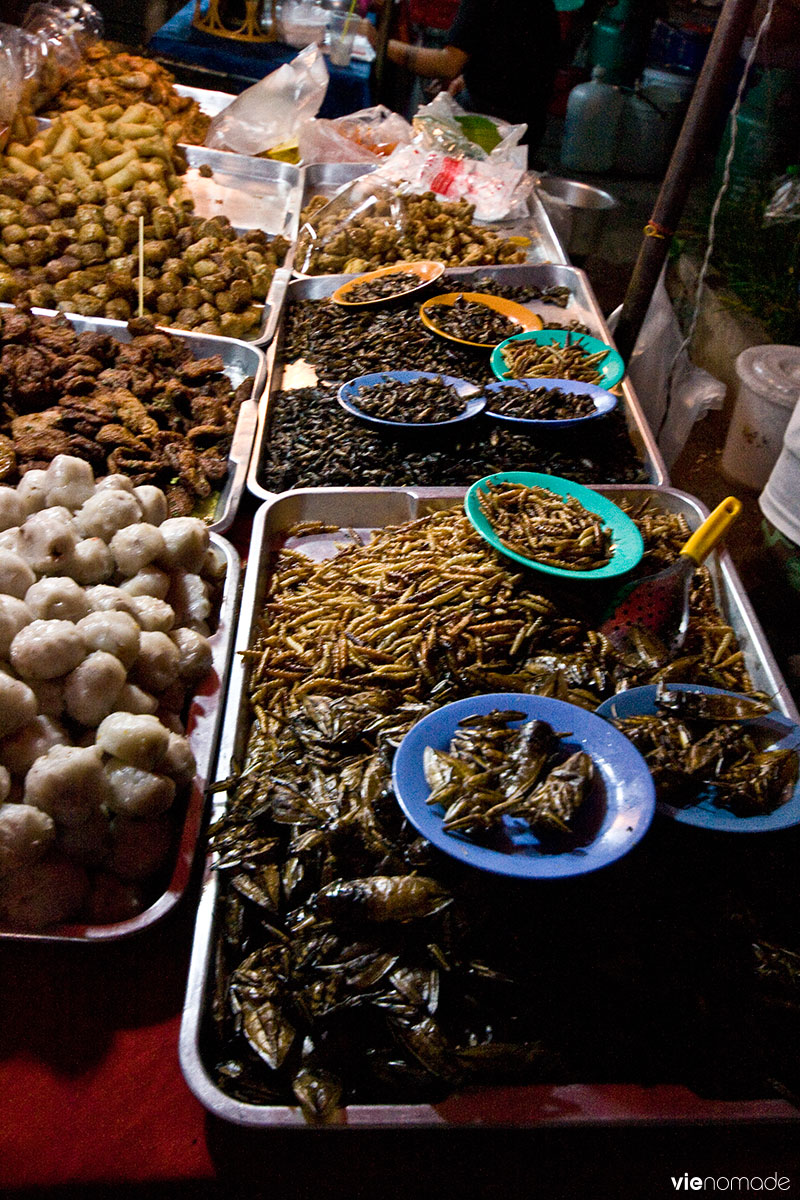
[206,500,784,1120]
[477,482,613,570]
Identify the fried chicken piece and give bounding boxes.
[178,355,225,381]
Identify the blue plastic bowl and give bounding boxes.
[338,370,485,433]
[483,376,618,430]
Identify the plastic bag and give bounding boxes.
[23,0,103,109]
[607,273,725,468]
[0,0,102,123]
[295,174,404,273]
[763,167,800,225]
[205,43,328,156]
[0,25,33,126]
[373,144,531,222]
[297,105,413,165]
[412,91,527,165]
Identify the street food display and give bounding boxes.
[1,32,799,1156]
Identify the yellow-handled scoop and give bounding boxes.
[600,497,742,658]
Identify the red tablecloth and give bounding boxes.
[2,873,800,1197]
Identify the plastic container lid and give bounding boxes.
[735,344,800,408]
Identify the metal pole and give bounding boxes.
[613,0,760,363]
[372,0,395,102]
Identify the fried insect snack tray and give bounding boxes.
[248,264,666,500]
[179,484,797,1127]
[296,161,566,272]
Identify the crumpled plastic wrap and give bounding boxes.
[764,169,800,225]
[0,0,102,125]
[373,144,532,223]
[295,175,404,273]
[297,104,413,165]
[412,91,527,166]
[204,42,328,157]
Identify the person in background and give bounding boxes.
[362,0,562,160]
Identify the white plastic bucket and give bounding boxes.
[720,344,800,490]
[760,392,800,546]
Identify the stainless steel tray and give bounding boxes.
[0,306,265,533]
[174,83,235,118]
[2,530,241,945]
[179,484,799,1127]
[298,161,568,270]
[247,264,666,499]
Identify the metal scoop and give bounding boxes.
[600,496,742,660]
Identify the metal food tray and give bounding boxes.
[297,161,568,271]
[0,306,265,533]
[174,83,235,118]
[247,264,667,500]
[179,484,799,1126]
[2,530,241,945]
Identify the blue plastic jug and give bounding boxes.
[560,67,624,173]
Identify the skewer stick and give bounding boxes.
[138,216,144,318]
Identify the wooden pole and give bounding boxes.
[613,0,760,363]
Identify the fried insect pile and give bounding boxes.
[0,310,251,515]
[210,501,765,1119]
[424,711,593,836]
[477,481,613,571]
[614,684,798,816]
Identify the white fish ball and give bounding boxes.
[119,566,170,600]
[23,744,112,826]
[29,677,65,719]
[95,712,171,770]
[111,523,166,578]
[75,490,142,543]
[105,762,176,818]
[24,576,90,623]
[16,470,48,516]
[63,537,115,587]
[0,803,56,877]
[0,527,21,553]
[64,651,127,727]
[85,584,137,617]
[128,595,175,633]
[107,814,171,881]
[161,732,196,786]
[0,714,68,776]
[131,631,180,694]
[0,766,9,802]
[111,683,158,716]
[167,572,211,631]
[133,485,168,527]
[0,550,35,599]
[94,474,135,494]
[0,674,38,738]
[77,610,140,669]
[0,487,24,533]
[10,618,86,680]
[0,853,89,929]
[169,626,213,684]
[157,517,209,574]
[18,508,79,575]
[0,596,33,658]
[44,455,95,511]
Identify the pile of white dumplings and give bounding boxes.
[0,455,223,930]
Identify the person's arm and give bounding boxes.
[385,40,467,79]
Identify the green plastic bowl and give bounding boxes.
[490,329,625,388]
[464,470,644,580]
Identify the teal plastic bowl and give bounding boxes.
[464,470,644,580]
[490,329,625,388]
